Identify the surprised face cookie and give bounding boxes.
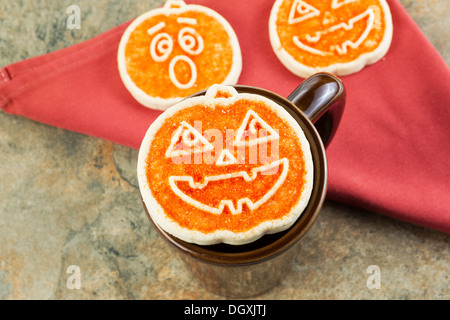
[269,0,393,77]
[118,0,242,110]
[138,85,314,245]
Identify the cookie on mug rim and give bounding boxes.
[138,84,314,245]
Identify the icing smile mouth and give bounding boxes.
[293,7,376,56]
[169,158,289,215]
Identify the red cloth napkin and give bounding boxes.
[1,0,449,233]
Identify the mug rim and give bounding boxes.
[142,85,328,266]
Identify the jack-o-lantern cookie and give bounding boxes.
[118,0,242,110]
[138,84,314,245]
[269,0,393,77]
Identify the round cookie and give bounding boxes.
[118,0,242,110]
[269,0,393,77]
[138,84,314,245]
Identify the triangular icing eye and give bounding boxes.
[234,110,280,147]
[289,0,320,25]
[166,121,214,158]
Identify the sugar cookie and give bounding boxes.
[118,0,242,110]
[269,0,393,77]
[138,84,314,245]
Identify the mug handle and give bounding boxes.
[287,72,345,148]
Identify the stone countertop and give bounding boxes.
[0,0,448,300]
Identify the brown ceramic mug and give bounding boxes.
[139,72,345,298]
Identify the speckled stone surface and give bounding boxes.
[0,0,448,300]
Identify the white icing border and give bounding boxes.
[137,84,314,245]
[118,0,242,110]
[269,0,393,77]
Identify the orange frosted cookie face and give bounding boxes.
[138,85,314,245]
[118,0,242,110]
[269,0,393,77]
